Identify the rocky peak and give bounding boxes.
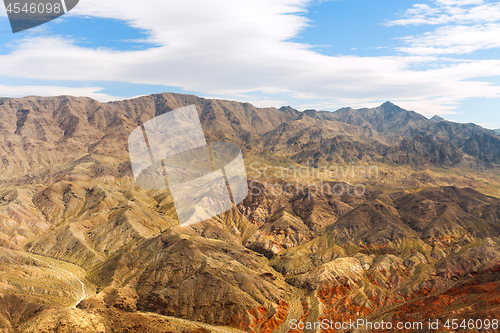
[430,115,446,123]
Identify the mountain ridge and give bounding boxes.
[1,93,500,179]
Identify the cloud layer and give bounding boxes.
[0,0,500,116]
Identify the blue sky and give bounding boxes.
[1,0,500,128]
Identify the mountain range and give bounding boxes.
[0,93,499,332]
[2,94,500,179]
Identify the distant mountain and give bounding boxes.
[495,129,500,135]
[304,101,430,136]
[1,94,500,178]
[0,93,299,177]
[288,101,500,167]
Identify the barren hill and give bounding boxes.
[0,93,499,332]
[2,94,500,179]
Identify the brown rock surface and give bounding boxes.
[0,93,499,332]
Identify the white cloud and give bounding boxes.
[387,0,500,26]
[0,0,500,117]
[388,0,500,60]
[0,84,125,101]
[398,23,500,55]
[70,0,311,47]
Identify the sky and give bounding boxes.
[1,0,500,128]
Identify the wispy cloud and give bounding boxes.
[386,0,500,26]
[0,84,125,101]
[387,0,500,62]
[398,23,500,55]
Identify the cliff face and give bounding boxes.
[0,93,499,332]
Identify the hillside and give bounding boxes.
[0,93,499,332]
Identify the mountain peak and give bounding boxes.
[381,101,396,107]
[430,115,446,123]
[279,106,297,112]
[379,101,406,113]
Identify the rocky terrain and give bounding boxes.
[0,93,499,332]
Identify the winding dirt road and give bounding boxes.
[24,252,91,308]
